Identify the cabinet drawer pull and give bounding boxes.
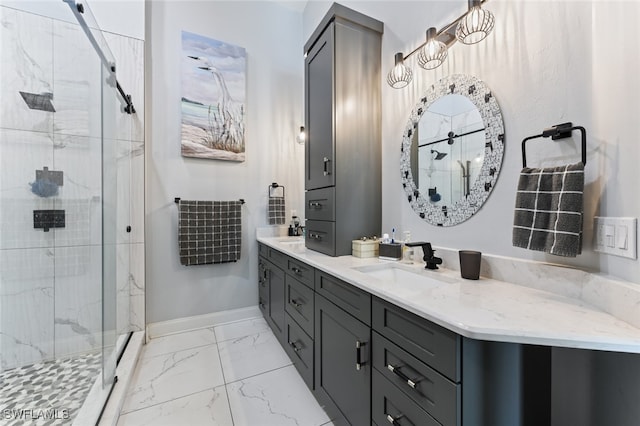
[309,232,323,240]
[259,302,265,309]
[323,157,331,176]
[356,340,366,370]
[291,299,303,308]
[386,414,404,425]
[309,201,323,208]
[289,341,301,352]
[387,364,419,389]
[291,266,302,275]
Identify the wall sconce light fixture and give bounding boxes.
[296,126,306,144]
[387,0,495,89]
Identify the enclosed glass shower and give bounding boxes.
[0,1,144,423]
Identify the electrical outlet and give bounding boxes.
[593,217,637,259]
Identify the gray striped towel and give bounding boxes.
[512,162,584,257]
[178,200,242,266]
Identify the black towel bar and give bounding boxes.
[521,122,587,168]
[174,197,245,204]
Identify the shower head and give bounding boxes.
[431,149,448,160]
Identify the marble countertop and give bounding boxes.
[258,236,640,354]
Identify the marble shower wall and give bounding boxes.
[0,6,145,372]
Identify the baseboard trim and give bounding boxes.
[146,306,261,339]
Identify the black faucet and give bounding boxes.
[405,242,443,270]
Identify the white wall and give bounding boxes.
[146,0,304,323]
[304,1,640,285]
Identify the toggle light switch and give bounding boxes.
[616,225,628,249]
[594,216,637,259]
[605,224,615,248]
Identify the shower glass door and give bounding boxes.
[101,58,118,393]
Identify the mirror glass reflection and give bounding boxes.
[411,94,485,206]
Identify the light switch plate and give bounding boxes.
[593,217,637,259]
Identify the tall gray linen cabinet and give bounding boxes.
[304,3,383,256]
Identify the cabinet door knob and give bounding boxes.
[291,299,303,308]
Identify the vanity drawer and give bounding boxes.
[315,270,371,326]
[373,297,460,382]
[305,220,335,256]
[266,246,288,270]
[284,313,314,389]
[305,187,335,221]
[287,257,314,289]
[373,332,458,426]
[372,369,440,426]
[285,275,314,337]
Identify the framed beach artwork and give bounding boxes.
[181,31,246,161]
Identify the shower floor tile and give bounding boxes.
[0,351,101,425]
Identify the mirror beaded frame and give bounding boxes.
[400,74,505,226]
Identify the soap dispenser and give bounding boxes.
[402,231,414,264]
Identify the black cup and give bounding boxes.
[459,250,482,280]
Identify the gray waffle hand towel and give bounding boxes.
[268,185,285,225]
[512,162,584,257]
[268,198,285,225]
[178,200,242,265]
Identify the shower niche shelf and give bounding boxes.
[33,209,65,232]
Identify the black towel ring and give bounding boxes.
[521,122,587,168]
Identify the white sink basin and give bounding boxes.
[352,263,453,292]
[276,237,304,245]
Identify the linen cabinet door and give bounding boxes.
[305,22,334,191]
[314,293,370,425]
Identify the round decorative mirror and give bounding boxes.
[400,74,504,226]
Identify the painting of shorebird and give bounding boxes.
[181,31,246,161]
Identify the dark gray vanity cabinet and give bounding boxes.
[283,272,316,389]
[372,297,461,426]
[259,243,317,389]
[304,4,383,256]
[258,245,287,344]
[314,293,371,426]
[258,244,557,426]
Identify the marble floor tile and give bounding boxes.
[117,386,232,426]
[214,317,270,343]
[217,329,291,384]
[121,343,224,414]
[226,365,330,426]
[143,328,217,359]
